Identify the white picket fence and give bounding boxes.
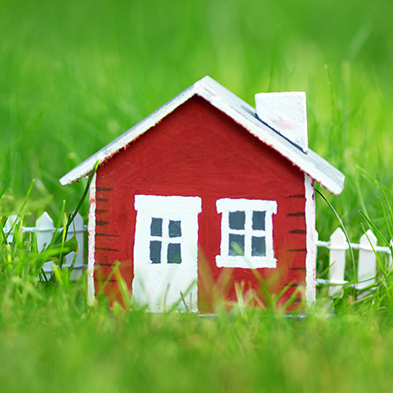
[316,228,392,298]
[3,212,86,280]
[2,213,389,297]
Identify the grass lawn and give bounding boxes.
[2,0,393,391]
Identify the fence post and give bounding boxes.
[36,212,55,279]
[357,230,377,297]
[328,227,347,297]
[4,213,18,243]
[65,213,85,280]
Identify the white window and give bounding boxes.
[216,198,277,269]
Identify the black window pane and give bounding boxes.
[150,241,162,263]
[167,243,181,264]
[229,211,245,230]
[169,220,182,238]
[252,236,266,257]
[252,211,265,230]
[229,234,244,256]
[150,218,162,237]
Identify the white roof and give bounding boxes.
[60,76,344,195]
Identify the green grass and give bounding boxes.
[1,0,392,231]
[2,0,393,391]
[2,283,393,393]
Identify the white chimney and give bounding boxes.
[255,92,308,153]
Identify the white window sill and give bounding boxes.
[215,255,277,269]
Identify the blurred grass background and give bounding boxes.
[1,0,393,242]
[2,1,393,391]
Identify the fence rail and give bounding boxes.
[3,212,86,280]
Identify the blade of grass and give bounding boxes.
[0,178,10,200]
[96,261,121,297]
[361,222,387,281]
[359,210,390,248]
[52,160,99,247]
[382,188,393,241]
[316,188,355,296]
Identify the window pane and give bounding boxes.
[150,241,162,263]
[252,236,266,256]
[167,243,181,264]
[229,211,245,230]
[150,218,162,237]
[252,211,265,230]
[169,220,182,238]
[229,234,244,256]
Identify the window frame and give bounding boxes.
[216,198,277,269]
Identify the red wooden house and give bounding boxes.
[60,76,344,312]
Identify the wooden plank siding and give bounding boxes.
[93,96,309,311]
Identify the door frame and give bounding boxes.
[133,195,202,311]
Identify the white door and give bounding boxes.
[133,195,202,312]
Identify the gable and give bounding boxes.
[96,95,306,196]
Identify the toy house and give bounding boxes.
[60,76,344,312]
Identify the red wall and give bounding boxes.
[94,96,307,311]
